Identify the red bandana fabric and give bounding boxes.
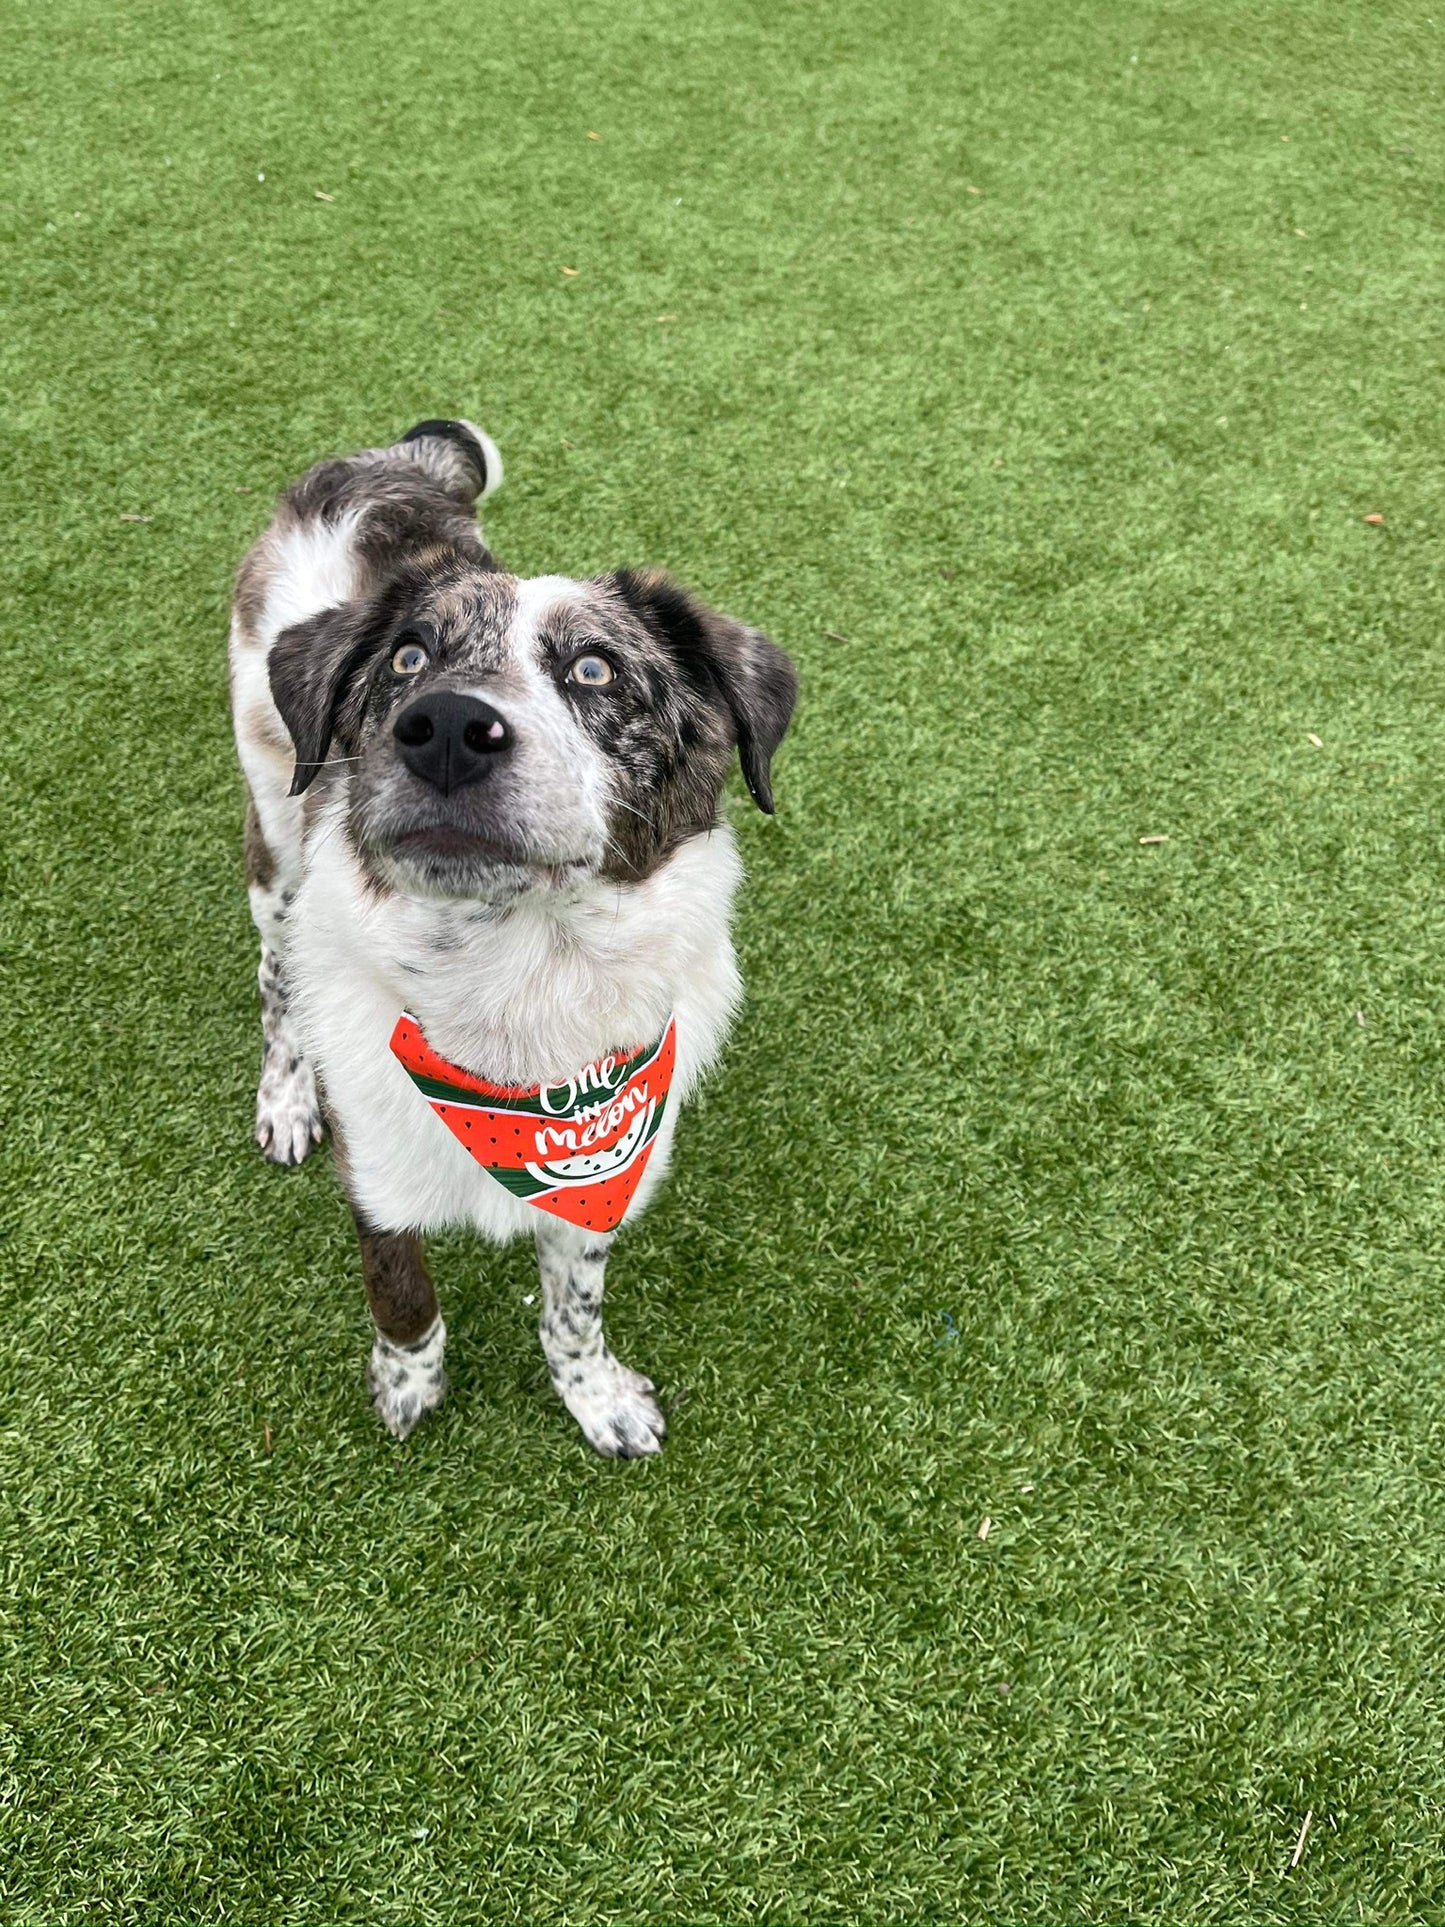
[389,1012,678,1233]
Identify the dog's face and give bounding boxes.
[268,556,797,899]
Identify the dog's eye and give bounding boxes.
[391,640,429,676]
[566,652,615,688]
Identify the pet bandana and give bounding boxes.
[389,1011,677,1233]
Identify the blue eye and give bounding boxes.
[567,652,615,687]
[391,641,429,676]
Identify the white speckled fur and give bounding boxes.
[369,1314,448,1440]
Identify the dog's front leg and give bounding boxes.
[534,1220,666,1458]
[357,1221,447,1440]
[245,792,324,1166]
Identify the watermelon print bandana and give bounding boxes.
[389,1012,678,1233]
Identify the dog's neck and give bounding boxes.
[295,804,745,1089]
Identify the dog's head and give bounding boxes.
[269,554,798,898]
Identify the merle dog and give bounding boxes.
[229,420,797,1454]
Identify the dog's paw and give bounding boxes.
[555,1355,666,1459]
[256,1053,325,1165]
[368,1318,447,1441]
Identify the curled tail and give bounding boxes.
[398,418,504,503]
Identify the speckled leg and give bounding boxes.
[535,1219,665,1458]
[245,792,323,1165]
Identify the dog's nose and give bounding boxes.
[393,692,513,794]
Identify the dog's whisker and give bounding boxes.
[600,832,641,875]
[609,797,658,828]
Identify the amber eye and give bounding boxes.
[391,640,429,676]
[566,652,615,687]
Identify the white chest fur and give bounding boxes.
[288,811,744,1237]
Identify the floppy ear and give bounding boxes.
[268,604,375,795]
[611,570,799,813]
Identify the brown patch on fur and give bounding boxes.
[408,542,462,579]
[358,1227,439,1345]
[233,519,289,640]
[243,788,276,889]
[238,700,296,762]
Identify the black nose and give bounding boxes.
[393,691,513,794]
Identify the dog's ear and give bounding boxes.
[268,604,377,795]
[611,569,799,813]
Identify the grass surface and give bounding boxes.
[3,0,1444,1919]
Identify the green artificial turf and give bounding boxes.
[3,0,1444,1918]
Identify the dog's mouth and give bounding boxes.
[393,827,531,864]
[378,825,591,894]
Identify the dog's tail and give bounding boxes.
[397,418,504,504]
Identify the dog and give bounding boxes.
[228,419,797,1455]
